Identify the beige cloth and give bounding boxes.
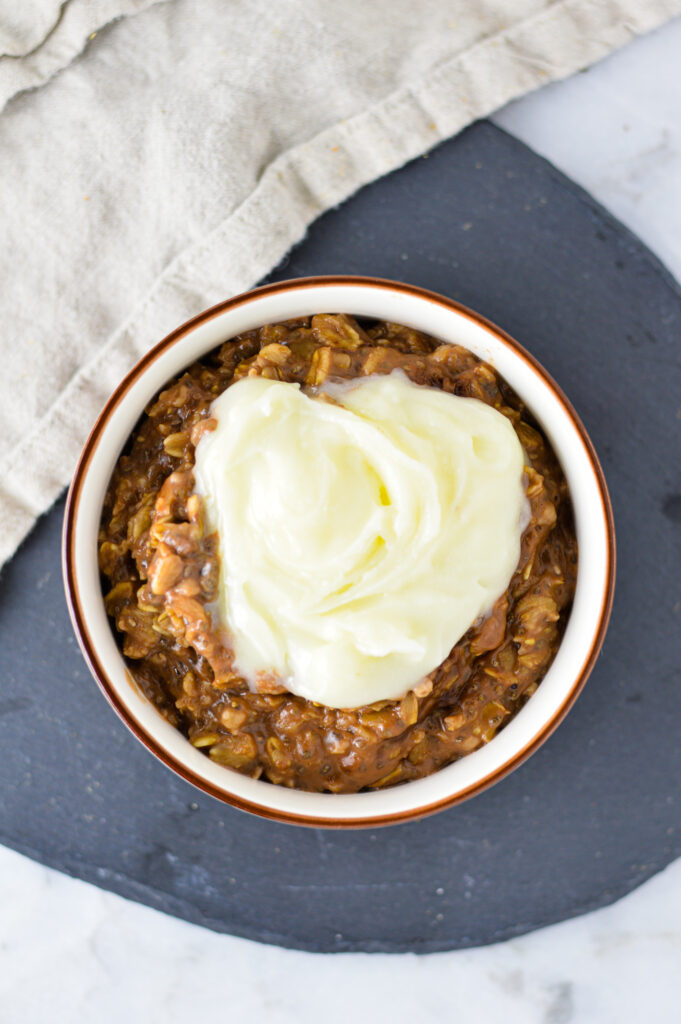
[1,0,679,569]
[0,0,169,110]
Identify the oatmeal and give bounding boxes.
[99,314,577,793]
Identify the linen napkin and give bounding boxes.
[1,0,679,568]
[0,0,169,111]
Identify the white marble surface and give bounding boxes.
[2,16,681,1023]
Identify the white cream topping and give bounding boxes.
[194,371,526,708]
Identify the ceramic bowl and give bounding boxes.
[63,276,615,827]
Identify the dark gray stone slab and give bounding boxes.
[1,121,680,953]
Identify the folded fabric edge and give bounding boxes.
[0,0,65,60]
[0,0,171,113]
[1,0,679,570]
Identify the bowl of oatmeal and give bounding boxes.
[63,276,615,827]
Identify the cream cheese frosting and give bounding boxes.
[193,371,526,708]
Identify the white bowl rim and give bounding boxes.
[62,275,616,829]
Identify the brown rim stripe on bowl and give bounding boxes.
[62,276,616,828]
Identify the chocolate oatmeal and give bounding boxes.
[99,314,577,792]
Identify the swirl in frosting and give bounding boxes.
[193,371,526,708]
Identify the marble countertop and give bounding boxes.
[2,15,680,1023]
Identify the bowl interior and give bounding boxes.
[64,278,613,826]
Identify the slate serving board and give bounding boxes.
[1,121,680,954]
